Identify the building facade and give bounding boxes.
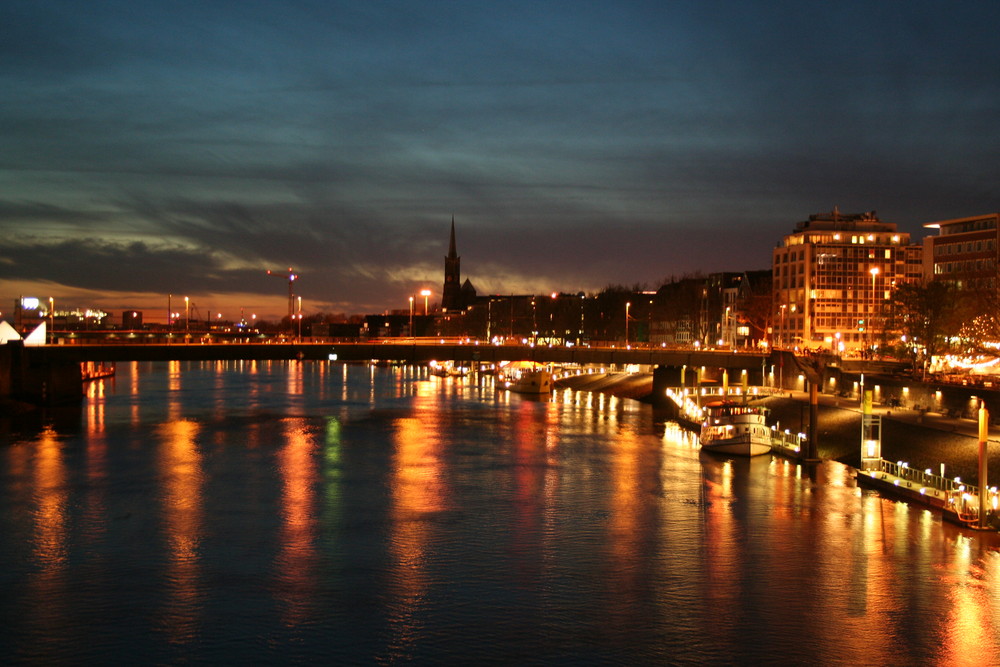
[922,213,1000,288]
[773,209,922,352]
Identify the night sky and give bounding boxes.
[2,1,998,322]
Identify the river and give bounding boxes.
[2,360,999,665]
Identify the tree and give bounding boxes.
[881,281,968,369]
[956,273,1000,352]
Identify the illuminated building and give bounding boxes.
[922,213,1000,289]
[122,310,143,330]
[772,208,922,351]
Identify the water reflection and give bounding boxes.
[5,362,1000,663]
[386,393,447,662]
[157,418,203,644]
[275,418,319,626]
[24,427,70,645]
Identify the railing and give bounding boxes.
[770,428,805,455]
[860,458,1000,526]
[867,459,965,495]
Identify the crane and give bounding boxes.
[266,268,298,323]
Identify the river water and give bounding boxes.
[2,361,1000,665]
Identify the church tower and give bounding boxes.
[442,216,462,312]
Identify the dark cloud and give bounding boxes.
[1,1,998,319]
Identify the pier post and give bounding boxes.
[807,381,819,461]
[860,390,882,470]
[979,402,989,530]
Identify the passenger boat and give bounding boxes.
[428,360,469,377]
[699,401,772,457]
[497,362,553,394]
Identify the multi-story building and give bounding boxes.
[773,209,922,352]
[922,213,1000,288]
[702,271,771,349]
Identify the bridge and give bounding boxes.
[2,339,787,404]
[26,340,770,367]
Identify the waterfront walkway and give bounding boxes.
[783,387,1000,442]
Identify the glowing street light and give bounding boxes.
[409,296,414,335]
[297,296,303,341]
[779,304,787,348]
[184,296,190,333]
[870,267,880,349]
[625,301,631,346]
[421,289,431,316]
[725,306,731,348]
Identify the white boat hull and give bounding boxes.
[499,369,553,394]
[699,403,773,457]
[700,435,772,457]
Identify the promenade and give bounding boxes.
[764,388,999,486]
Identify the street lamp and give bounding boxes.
[869,267,880,350]
[48,297,54,343]
[421,289,431,316]
[184,296,190,333]
[625,301,631,346]
[297,296,303,341]
[779,304,787,348]
[409,296,414,336]
[725,306,731,348]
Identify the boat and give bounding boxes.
[428,360,469,377]
[699,401,772,457]
[497,362,553,394]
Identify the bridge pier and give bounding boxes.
[0,342,83,405]
[651,365,677,408]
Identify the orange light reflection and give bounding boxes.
[275,418,319,626]
[158,418,203,644]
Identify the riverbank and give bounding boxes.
[555,371,653,401]
[759,392,1000,486]
[554,371,1000,487]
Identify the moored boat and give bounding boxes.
[428,360,469,377]
[497,362,553,394]
[699,401,772,457]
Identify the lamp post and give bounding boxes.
[869,267,880,351]
[48,297,54,343]
[487,298,492,342]
[297,296,302,342]
[779,304,786,348]
[725,306,731,348]
[421,289,431,316]
[409,296,414,336]
[625,301,631,346]
[531,298,537,344]
[184,296,190,333]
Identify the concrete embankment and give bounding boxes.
[555,372,999,487]
[758,394,1000,485]
[555,372,653,401]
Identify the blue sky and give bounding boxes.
[2,1,997,321]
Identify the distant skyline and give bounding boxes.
[2,1,998,321]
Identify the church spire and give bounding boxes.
[448,215,457,258]
[442,216,462,312]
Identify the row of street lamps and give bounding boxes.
[408,289,433,335]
